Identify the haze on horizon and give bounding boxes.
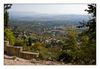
[8,4,88,15]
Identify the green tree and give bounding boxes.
[28,36,33,46]
[58,28,79,63]
[4,28,15,45]
[78,4,96,64]
[80,4,96,41]
[4,4,12,28]
[86,4,96,41]
[4,4,16,46]
[63,28,78,51]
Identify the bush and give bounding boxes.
[4,28,15,45]
[14,39,24,46]
[58,51,73,63]
[32,42,51,60]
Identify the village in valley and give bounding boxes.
[4,4,96,65]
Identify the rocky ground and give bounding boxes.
[4,55,64,65]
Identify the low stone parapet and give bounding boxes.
[20,51,39,59]
[4,45,39,60]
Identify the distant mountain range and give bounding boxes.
[9,11,90,24]
[9,12,90,25]
[8,11,91,33]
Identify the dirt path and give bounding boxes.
[4,55,63,65]
[4,55,34,65]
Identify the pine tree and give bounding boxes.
[85,4,96,40]
[80,4,96,41]
[79,4,96,64]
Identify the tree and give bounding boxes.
[58,28,79,63]
[4,28,15,45]
[78,4,96,64]
[58,4,96,64]
[28,36,32,46]
[85,4,96,41]
[4,4,12,28]
[4,4,15,45]
[63,28,78,51]
[80,4,96,41]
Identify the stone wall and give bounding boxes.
[20,51,39,59]
[4,41,39,60]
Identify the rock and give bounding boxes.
[30,59,39,63]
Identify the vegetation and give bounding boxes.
[57,4,96,64]
[4,4,12,28]
[4,28,15,45]
[4,4,15,45]
[4,4,96,65]
[14,39,24,46]
[79,4,96,64]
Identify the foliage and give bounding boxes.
[4,11,9,28]
[86,4,96,40]
[80,4,96,40]
[14,39,24,46]
[58,24,96,64]
[70,4,96,64]
[79,35,96,64]
[63,28,78,50]
[79,4,96,64]
[4,4,12,10]
[4,4,15,45]
[58,28,79,63]
[4,4,96,65]
[58,51,73,63]
[4,4,12,28]
[27,36,33,46]
[33,42,49,60]
[4,28,15,45]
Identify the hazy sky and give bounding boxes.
[9,4,88,15]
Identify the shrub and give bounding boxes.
[4,28,15,45]
[14,39,24,46]
[57,51,73,63]
[33,42,51,60]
